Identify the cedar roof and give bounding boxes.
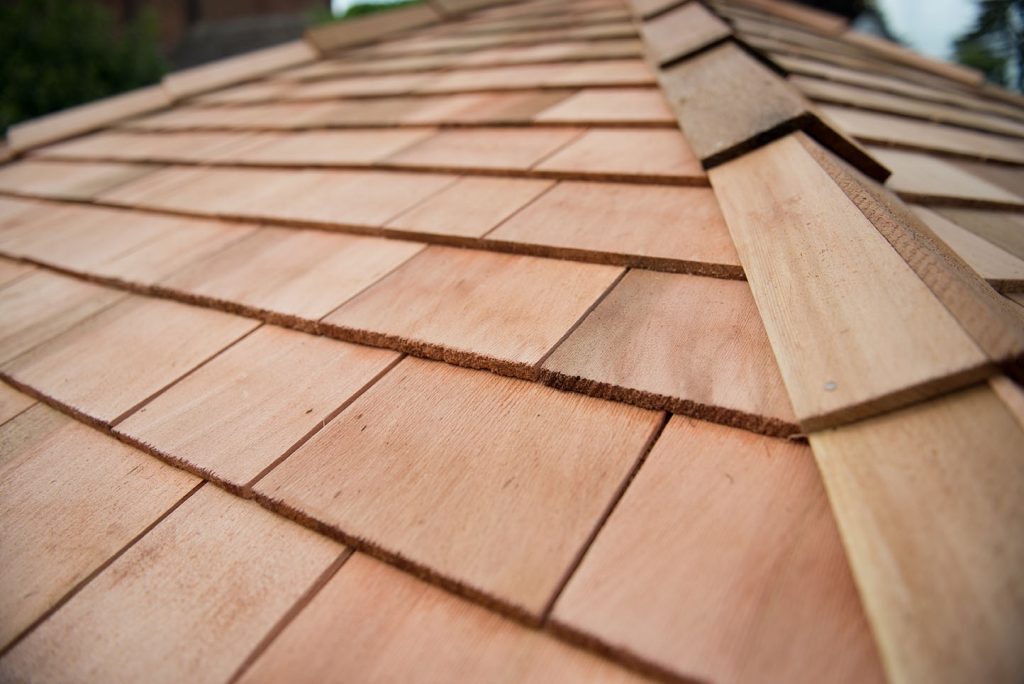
[0,0,1022,682]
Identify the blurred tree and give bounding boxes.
[0,0,165,132]
[954,0,1023,91]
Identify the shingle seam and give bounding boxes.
[632,0,889,181]
[0,479,207,660]
[0,190,743,280]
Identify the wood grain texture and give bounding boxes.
[35,130,260,164]
[0,260,32,290]
[116,326,399,488]
[0,271,126,365]
[2,295,258,424]
[416,61,655,94]
[387,176,554,238]
[307,3,440,52]
[641,1,731,67]
[842,28,984,86]
[0,485,342,684]
[162,40,317,98]
[710,134,988,430]
[0,405,199,650]
[798,133,1024,364]
[553,416,883,684]
[0,382,34,425]
[239,553,652,684]
[542,270,796,435]
[730,0,847,34]
[255,357,660,617]
[872,147,1023,208]
[936,208,1024,261]
[226,128,437,165]
[629,0,688,19]
[488,180,740,274]
[7,85,170,152]
[912,206,1024,292]
[822,104,1024,164]
[159,227,425,321]
[533,88,674,124]
[0,160,158,201]
[811,383,1024,684]
[535,129,705,181]
[323,246,623,376]
[384,127,584,170]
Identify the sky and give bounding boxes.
[866,0,979,60]
[329,0,983,63]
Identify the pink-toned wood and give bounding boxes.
[322,246,623,375]
[0,160,158,200]
[35,131,260,164]
[160,227,425,321]
[416,60,655,93]
[238,553,653,684]
[641,1,732,66]
[543,270,797,435]
[0,205,251,286]
[384,127,584,170]
[0,405,199,649]
[535,129,705,181]
[554,416,884,684]
[0,197,50,232]
[226,128,437,165]
[0,381,34,425]
[162,40,317,98]
[534,88,674,124]
[7,85,170,152]
[255,357,660,616]
[191,79,297,105]
[2,295,258,424]
[116,326,399,488]
[289,72,441,100]
[488,181,739,273]
[100,166,457,228]
[0,271,126,365]
[386,176,554,237]
[0,485,342,684]
[0,260,32,289]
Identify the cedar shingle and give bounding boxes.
[0,406,199,650]
[255,357,660,616]
[535,128,704,180]
[2,295,258,424]
[553,416,884,684]
[322,246,622,376]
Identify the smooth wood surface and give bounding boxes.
[0,260,32,290]
[239,553,652,684]
[0,485,342,684]
[710,134,987,430]
[0,272,126,365]
[534,88,674,124]
[0,160,158,201]
[0,382,34,425]
[811,383,1024,684]
[872,147,1023,207]
[913,206,1024,291]
[116,326,398,488]
[936,208,1024,261]
[7,85,171,152]
[535,129,705,180]
[0,405,199,650]
[307,3,440,52]
[385,127,584,170]
[554,416,883,683]
[36,130,259,164]
[489,180,739,273]
[800,133,1024,363]
[160,227,425,321]
[387,176,554,237]
[227,129,436,165]
[255,357,660,616]
[416,60,655,93]
[543,270,796,435]
[162,40,317,99]
[731,0,847,34]
[822,105,1024,164]
[641,1,731,67]
[842,29,984,86]
[323,246,622,376]
[2,295,258,424]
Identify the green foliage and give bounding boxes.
[310,0,422,25]
[953,0,1023,91]
[0,0,166,132]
